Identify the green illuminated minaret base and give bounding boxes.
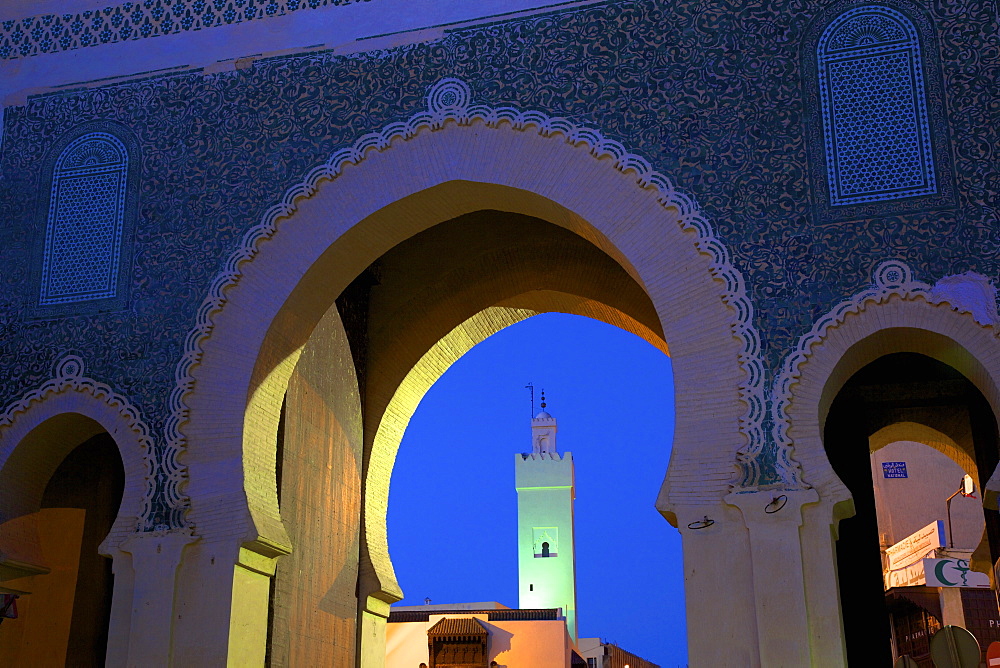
[515,395,578,641]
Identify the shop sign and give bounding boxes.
[922,558,991,588]
[886,560,928,589]
[886,521,945,571]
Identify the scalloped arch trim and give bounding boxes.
[771,260,1000,483]
[0,354,157,529]
[164,77,781,529]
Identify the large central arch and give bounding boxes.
[171,79,762,666]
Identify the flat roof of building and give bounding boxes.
[389,608,562,623]
[392,601,510,612]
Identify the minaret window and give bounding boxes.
[40,132,129,305]
[532,528,558,558]
[817,6,935,205]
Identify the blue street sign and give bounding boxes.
[883,462,908,478]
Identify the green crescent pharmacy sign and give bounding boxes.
[923,558,990,588]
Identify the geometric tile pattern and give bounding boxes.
[0,0,993,521]
[0,0,367,60]
[169,75,783,497]
[39,133,128,305]
[818,7,936,205]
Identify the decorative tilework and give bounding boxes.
[818,6,936,206]
[771,261,1000,485]
[0,0,995,525]
[0,0,370,60]
[40,133,128,306]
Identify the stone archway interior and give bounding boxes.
[825,352,1000,665]
[0,423,124,666]
[265,208,669,664]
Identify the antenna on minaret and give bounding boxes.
[525,383,534,417]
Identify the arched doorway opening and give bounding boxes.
[177,107,756,665]
[825,352,1000,665]
[385,313,682,664]
[262,208,676,665]
[0,414,125,666]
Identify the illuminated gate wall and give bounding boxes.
[0,0,998,665]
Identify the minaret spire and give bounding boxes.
[515,391,578,641]
[531,391,557,455]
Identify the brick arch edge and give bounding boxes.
[0,354,158,544]
[164,77,789,531]
[773,259,1000,503]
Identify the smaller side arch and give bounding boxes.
[774,261,1000,505]
[0,354,155,560]
[772,261,1000,663]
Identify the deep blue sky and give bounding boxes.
[387,313,687,666]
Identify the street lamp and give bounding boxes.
[945,474,976,548]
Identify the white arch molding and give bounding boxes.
[0,354,156,551]
[165,77,786,666]
[168,77,792,537]
[774,260,1000,503]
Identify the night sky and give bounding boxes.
[387,313,687,666]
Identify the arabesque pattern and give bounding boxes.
[0,0,369,60]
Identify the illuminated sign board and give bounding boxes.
[885,521,945,572]
[922,558,991,588]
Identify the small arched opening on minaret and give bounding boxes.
[541,542,550,558]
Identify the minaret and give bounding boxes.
[515,392,578,641]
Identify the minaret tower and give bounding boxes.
[515,392,578,641]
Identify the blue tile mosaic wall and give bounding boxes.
[0,0,369,60]
[0,0,997,518]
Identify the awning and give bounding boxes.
[427,617,489,641]
[885,586,942,620]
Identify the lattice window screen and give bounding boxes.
[818,7,936,206]
[40,133,128,305]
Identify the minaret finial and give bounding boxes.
[540,390,546,410]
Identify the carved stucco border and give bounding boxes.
[0,354,157,529]
[164,77,779,529]
[771,259,1000,485]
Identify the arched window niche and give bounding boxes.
[35,123,140,314]
[817,6,936,206]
